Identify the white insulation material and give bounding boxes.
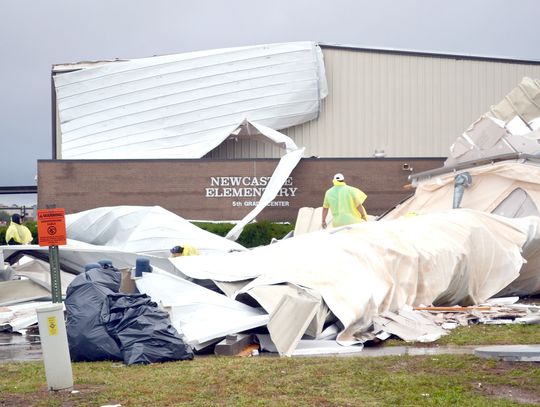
[54,41,327,159]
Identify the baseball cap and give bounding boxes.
[333,173,345,181]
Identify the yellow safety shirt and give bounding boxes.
[181,245,199,256]
[5,221,33,245]
[323,182,367,227]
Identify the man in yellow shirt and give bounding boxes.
[170,245,199,257]
[5,214,33,245]
[322,173,368,228]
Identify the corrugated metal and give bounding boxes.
[209,47,540,158]
[53,42,327,159]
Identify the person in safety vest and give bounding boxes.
[322,173,368,229]
[170,244,199,257]
[5,214,33,245]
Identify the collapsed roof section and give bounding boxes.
[65,205,246,255]
[170,209,540,344]
[53,42,322,238]
[445,77,540,167]
[3,207,540,353]
[383,77,540,295]
[1,205,250,279]
[488,77,540,124]
[382,160,540,296]
[385,77,540,221]
[53,41,327,159]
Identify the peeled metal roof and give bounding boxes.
[53,41,327,159]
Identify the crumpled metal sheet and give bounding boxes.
[65,205,246,255]
[54,41,327,160]
[170,209,539,344]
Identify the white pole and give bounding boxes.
[36,303,73,391]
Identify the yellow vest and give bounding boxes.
[5,222,33,244]
[323,182,368,227]
[181,245,199,256]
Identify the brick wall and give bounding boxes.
[38,158,444,221]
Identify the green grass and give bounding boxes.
[1,355,539,406]
[2,324,540,405]
[437,324,540,346]
[385,323,540,347]
[2,316,540,406]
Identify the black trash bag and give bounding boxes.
[101,293,194,365]
[65,267,123,362]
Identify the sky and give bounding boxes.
[1,0,539,197]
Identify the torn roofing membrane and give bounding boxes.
[65,205,246,254]
[171,209,540,344]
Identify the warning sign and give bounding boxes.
[37,208,67,247]
[47,316,58,336]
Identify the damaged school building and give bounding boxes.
[40,42,540,219]
[2,41,540,362]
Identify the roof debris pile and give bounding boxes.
[3,204,539,359]
[384,77,540,296]
[161,208,540,352]
[445,77,540,168]
[3,76,540,361]
[413,301,540,327]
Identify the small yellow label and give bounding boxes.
[47,316,58,336]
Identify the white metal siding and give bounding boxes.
[208,47,540,158]
[53,42,326,159]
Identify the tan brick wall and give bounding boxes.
[38,158,444,221]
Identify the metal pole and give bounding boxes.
[48,245,62,303]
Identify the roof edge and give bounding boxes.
[318,42,540,65]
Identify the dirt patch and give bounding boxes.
[481,360,531,375]
[386,359,413,372]
[478,383,540,405]
[0,384,106,407]
[309,397,355,407]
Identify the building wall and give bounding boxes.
[38,158,444,221]
[47,47,540,222]
[207,46,540,159]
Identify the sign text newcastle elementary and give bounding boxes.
[205,176,298,207]
[38,157,446,220]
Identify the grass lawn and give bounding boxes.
[1,354,539,406]
[385,323,540,347]
[2,322,540,407]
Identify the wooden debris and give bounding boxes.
[237,343,260,357]
[413,306,492,312]
[214,334,255,356]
